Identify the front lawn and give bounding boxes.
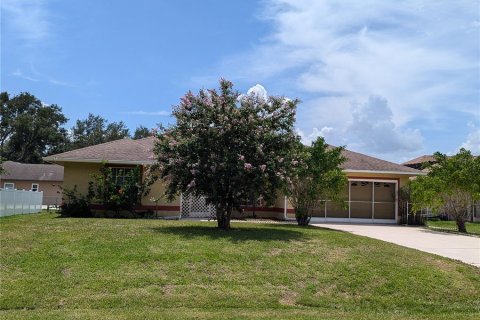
[1,213,479,319]
[425,220,480,236]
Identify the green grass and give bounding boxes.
[1,213,479,319]
[425,220,480,236]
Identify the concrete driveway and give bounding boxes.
[312,223,480,267]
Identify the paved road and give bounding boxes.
[312,223,480,267]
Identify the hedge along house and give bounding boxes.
[44,137,423,223]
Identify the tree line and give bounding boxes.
[0,92,153,164]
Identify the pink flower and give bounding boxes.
[239,155,245,161]
[260,164,266,172]
[244,163,253,170]
[187,180,196,188]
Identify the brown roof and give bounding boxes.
[44,137,421,175]
[0,161,64,181]
[340,149,421,174]
[402,155,436,166]
[43,137,156,164]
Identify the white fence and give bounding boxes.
[0,189,43,217]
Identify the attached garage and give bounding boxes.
[309,178,398,224]
[304,146,423,224]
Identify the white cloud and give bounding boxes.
[348,95,423,153]
[123,111,170,116]
[247,84,268,102]
[297,126,334,145]
[1,0,51,43]
[460,123,480,154]
[11,68,39,82]
[201,0,478,160]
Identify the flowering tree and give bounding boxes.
[285,137,347,226]
[152,79,298,229]
[410,149,480,233]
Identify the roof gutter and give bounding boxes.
[342,169,425,176]
[42,158,154,165]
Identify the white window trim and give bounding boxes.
[110,167,135,186]
[4,182,15,190]
[31,183,39,192]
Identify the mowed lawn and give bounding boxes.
[1,213,479,320]
[425,220,480,236]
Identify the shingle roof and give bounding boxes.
[401,155,436,166]
[43,137,156,164]
[44,137,422,175]
[0,161,64,181]
[340,149,421,174]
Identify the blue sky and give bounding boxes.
[1,0,479,162]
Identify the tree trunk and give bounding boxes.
[216,205,232,230]
[456,218,467,233]
[295,207,311,226]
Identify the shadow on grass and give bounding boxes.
[150,224,308,243]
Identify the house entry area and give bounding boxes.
[309,179,398,224]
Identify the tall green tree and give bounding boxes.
[0,92,68,163]
[151,79,298,230]
[133,125,151,139]
[410,149,480,233]
[285,138,347,226]
[70,114,130,149]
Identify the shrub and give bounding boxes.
[59,186,92,217]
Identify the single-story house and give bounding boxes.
[0,161,64,206]
[44,137,423,223]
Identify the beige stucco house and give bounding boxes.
[44,137,423,223]
[0,161,64,206]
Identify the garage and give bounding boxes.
[310,178,398,224]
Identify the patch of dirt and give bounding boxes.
[266,248,282,256]
[61,267,72,278]
[279,290,298,306]
[161,284,176,295]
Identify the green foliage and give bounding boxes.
[133,125,152,139]
[151,79,298,229]
[59,185,92,217]
[70,113,130,150]
[410,149,480,232]
[285,137,347,226]
[89,164,149,214]
[0,92,69,163]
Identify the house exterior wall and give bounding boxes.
[61,161,415,221]
[62,162,179,217]
[0,179,62,205]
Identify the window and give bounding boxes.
[110,167,134,186]
[31,183,39,192]
[4,183,14,190]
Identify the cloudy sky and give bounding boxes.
[2,0,479,162]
